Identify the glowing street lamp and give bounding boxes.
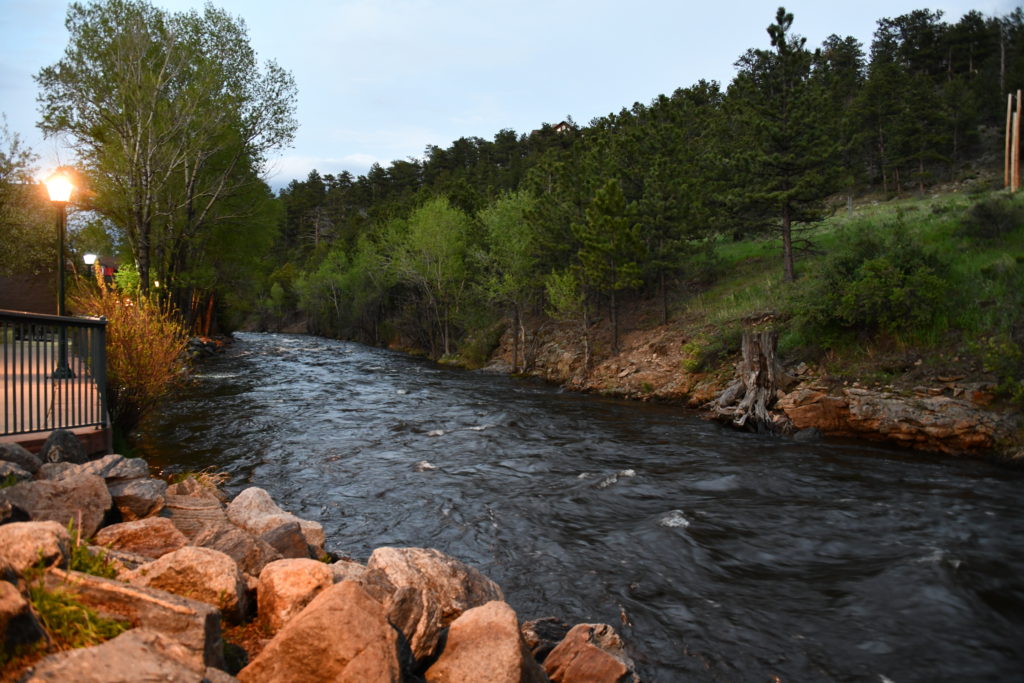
[45,169,75,379]
[83,253,97,266]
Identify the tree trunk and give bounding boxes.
[511,306,520,374]
[714,328,789,433]
[781,205,795,283]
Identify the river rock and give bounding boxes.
[365,546,505,662]
[0,443,41,474]
[159,493,229,539]
[21,628,225,682]
[69,454,151,483]
[94,517,188,559]
[129,546,248,623]
[0,579,45,649]
[543,623,638,683]
[238,580,401,683]
[107,477,167,520]
[0,460,32,484]
[44,567,225,669]
[0,521,70,578]
[259,520,310,559]
[192,520,282,576]
[330,559,367,583]
[0,474,111,537]
[38,429,88,465]
[425,600,548,683]
[34,462,77,480]
[778,386,1021,454]
[521,617,573,663]
[257,558,335,634]
[226,487,325,557]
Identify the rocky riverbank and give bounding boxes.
[483,317,1024,461]
[0,436,638,681]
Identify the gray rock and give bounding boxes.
[22,628,207,682]
[226,487,325,557]
[108,477,167,520]
[237,581,401,683]
[366,546,505,662]
[191,521,282,577]
[35,462,77,480]
[0,443,41,474]
[426,600,547,683]
[38,429,87,465]
[0,461,32,484]
[129,546,248,624]
[0,521,70,578]
[0,475,111,537]
[0,579,45,649]
[521,616,573,663]
[44,567,225,670]
[259,520,310,559]
[74,454,151,483]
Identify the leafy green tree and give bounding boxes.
[478,190,540,371]
[727,7,837,281]
[0,116,51,275]
[36,0,297,304]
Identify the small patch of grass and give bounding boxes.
[168,467,230,491]
[27,582,129,650]
[65,520,118,580]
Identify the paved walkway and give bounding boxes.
[0,339,109,455]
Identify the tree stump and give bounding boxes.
[714,328,791,433]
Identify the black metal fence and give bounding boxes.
[0,309,108,437]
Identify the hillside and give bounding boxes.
[479,185,1024,461]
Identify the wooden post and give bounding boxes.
[1014,96,1022,193]
[1007,93,1014,188]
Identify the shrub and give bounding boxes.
[72,276,190,432]
[957,194,1024,242]
[793,221,951,342]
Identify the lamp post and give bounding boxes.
[45,170,75,379]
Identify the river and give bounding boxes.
[135,332,1024,682]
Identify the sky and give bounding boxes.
[0,0,1019,190]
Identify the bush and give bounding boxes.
[957,194,1024,242]
[794,221,951,342]
[72,276,190,432]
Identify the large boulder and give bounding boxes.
[0,579,45,650]
[107,478,167,520]
[21,628,231,682]
[365,547,504,662]
[38,429,87,465]
[256,558,335,634]
[0,443,41,474]
[192,521,282,577]
[0,475,110,537]
[425,600,548,683]
[44,567,225,669]
[226,487,325,558]
[542,623,638,683]
[259,520,310,559]
[237,580,401,683]
[0,521,70,578]
[159,493,229,539]
[330,559,367,583]
[93,517,188,559]
[69,454,150,483]
[521,617,573,663]
[128,546,248,623]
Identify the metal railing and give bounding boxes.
[0,309,108,437]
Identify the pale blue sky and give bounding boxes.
[0,0,1018,189]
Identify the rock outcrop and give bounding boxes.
[543,623,639,683]
[226,486,325,558]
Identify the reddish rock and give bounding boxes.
[129,546,248,623]
[521,617,573,663]
[192,521,282,576]
[425,600,547,683]
[330,559,367,583]
[238,580,401,683]
[159,493,228,539]
[543,623,638,683]
[226,487,325,557]
[366,546,504,661]
[257,558,334,634]
[93,518,188,559]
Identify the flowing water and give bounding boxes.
[136,332,1024,682]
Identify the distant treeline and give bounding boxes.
[263,7,1023,360]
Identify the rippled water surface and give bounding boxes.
[137,333,1024,681]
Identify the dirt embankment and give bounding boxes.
[483,313,1024,461]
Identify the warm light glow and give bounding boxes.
[45,171,73,203]
[153,280,160,288]
[83,253,98,266]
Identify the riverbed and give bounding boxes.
[136,332,1024,681]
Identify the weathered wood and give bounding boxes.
[712,328,792,433]
[1006,93,1013,188]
